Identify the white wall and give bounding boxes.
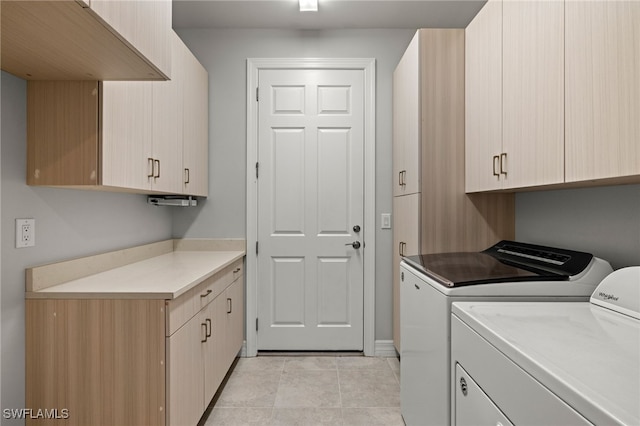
[516,184,640,270]
[172,28,416,341]
[0,72,174,424]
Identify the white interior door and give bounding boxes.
[257,68,364,350]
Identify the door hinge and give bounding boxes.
[256,318,259,331]
[256,241,259,255]
[256,87,259,102]
[256,162,259,179]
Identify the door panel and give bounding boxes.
[258,68,364,350]
[271,257,305,326]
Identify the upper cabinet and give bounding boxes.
[1,0,171,80]
[181,44,210,197]
[465,0,503,192]
[502,0,564,189]
[466,0,640,193]
[565,0,640,182]
[27,32,209,197]
[466,0,564,192]
[392,34,421,196]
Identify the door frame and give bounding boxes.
[246,58,376,356]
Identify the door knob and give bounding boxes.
[346,241,361,249]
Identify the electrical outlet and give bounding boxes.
[16,218,35,248]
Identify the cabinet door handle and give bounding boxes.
[200,289,212,298]
[399,241,406,257]
[201,322,208,342]
[398,171,403,187]
[184,168,190,184]
[148,158,155,178]
[154,159,161,178]
[500,153,507,176]
[205,318,212,338]
[493,155,500,177]
[227,298,232,314]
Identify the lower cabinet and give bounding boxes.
[26,260,244,426]
[167,278,244,426]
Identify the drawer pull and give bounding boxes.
[227,298,232,314]
[234,267,241,273]
[200,289,212,298]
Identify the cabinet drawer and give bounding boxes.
[198,259,243,308]
[166,259,243,336]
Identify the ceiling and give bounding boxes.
[172,0,486,30]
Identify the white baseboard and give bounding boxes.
[240,340,398,358]
[374,340,399,357]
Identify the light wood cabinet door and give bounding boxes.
[502,0,565,189]
[392,193,421,352]
[89,0,172,78]
[151,32,183,194]
[101,81,154,192]
[393,32,421,197]
[465,0,504,193]
[182,41,210,197]
[167,311,205,426]
[202,295,228,406]
[225,278,245,364]
[565,0,640,182]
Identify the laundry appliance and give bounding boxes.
[399,240,613,425]
[451,266,640,425]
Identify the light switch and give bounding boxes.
[381,213,391,229]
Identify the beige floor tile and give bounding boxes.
[270,408,343,425]
[216,370,282,408]
[386,357,401,384]
[204,407,273,425]
[336,356,392,370]
[339,369,400,408]
[342,407,404,425]
[274,370,341,408]
[284,357,338,371]
[234,356,286,372]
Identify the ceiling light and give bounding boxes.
[299,0,318,12]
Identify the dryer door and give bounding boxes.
[454,363,513,426]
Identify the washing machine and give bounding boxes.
[399,240,613,426]
[451,266,640,425]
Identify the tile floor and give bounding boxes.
[202,355,405,425]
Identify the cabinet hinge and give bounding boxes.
[256,318,259,331]
[256,241,259,255]
[256,87,259,102]
[256,162,259,179]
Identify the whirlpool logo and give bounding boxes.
[598,292,619,302]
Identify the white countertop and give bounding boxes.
[26,250,245,300]
[452,301,640,426]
